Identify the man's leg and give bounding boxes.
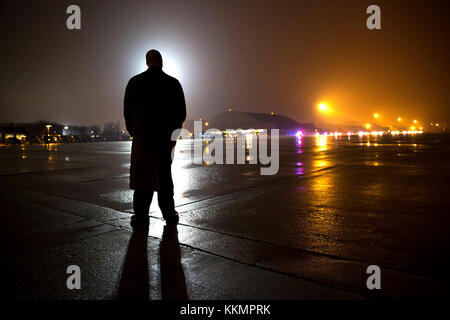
[157,147,178,224]
[157,186,176,219]
[133,190,153,216]
[132,190,153,229]
[157,167,178,224]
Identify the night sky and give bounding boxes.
[1,0,449,127]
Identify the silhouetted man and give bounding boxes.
[124,49,186,229]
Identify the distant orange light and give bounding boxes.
[317,102,333,115]
[365,124,371,129]
[397,117,402,122]
[374,113,379,119]
[318,102,327,111]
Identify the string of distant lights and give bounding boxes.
[315,101,440,133]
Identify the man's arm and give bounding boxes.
[123,79,134,136]
[173,80,187,129]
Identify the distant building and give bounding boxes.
[0,123,28,142]
[0,121,105,144]
[184,111,315,135]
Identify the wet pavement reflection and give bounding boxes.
[1,134,450,295]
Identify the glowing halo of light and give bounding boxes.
[162,56,181,79]
[318,102,327,111]
[317,102,333,115]
[295,130,303,145]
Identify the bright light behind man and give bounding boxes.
[162,57,181,79]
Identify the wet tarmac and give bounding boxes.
[1,133,450,299]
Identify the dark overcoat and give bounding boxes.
[124,66,186,191]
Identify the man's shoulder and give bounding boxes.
[128,71,147,83]
[159,71,180,85]
[128,70,181,88]
[164,73,181,88]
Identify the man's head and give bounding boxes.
[146,49,163,68]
